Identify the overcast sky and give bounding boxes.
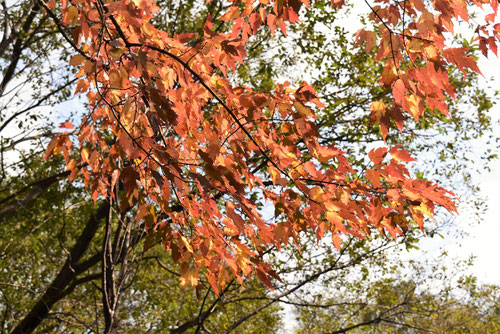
[453,54,500,284]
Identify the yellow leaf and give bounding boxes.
[310,186,325,202]
[370,101,386,121]
[180,264,199,289]
[408,39,425,53]
[414,202,434,218]
[81,148,90,163]
[180,235,194,253]
[404,94,423,119]
[293,101,314,118]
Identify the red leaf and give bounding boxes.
[59,121,74,129]
[369,147,388,165]
[389,145,416,163]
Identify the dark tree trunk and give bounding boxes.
[10,201,109,334]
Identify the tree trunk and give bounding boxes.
[10,201,109,334]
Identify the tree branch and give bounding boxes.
[10,201,110,334]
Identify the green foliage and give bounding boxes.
[294,251,500,333]
[0,153,97,331]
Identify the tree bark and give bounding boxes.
[10,201,110,334]
[0,3,41,96]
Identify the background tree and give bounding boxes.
[294,250,500,333]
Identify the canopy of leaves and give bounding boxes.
[42,0,500,292]
[1,0,500,333]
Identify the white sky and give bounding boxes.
[446,54,500,284]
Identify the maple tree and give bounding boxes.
[39,0,500,295]
[2,0,500,333]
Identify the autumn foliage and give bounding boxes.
[42,0,499,291]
